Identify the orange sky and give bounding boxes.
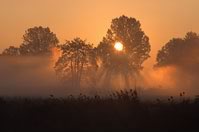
[1,0,199,65]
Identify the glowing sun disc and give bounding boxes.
[114,42,123,51]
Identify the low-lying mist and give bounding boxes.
[0,56,66,97]
[0,55,198,98]
[140,65,199,98]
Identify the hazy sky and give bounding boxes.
[1,0,199,63]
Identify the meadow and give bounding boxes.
[0,89,198,132]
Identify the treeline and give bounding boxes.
[1,15,199,88]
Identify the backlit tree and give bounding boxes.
[20,26,59,55]
[54,38,97,88]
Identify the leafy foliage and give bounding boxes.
[1,46,20,56]
[97,15,151,73]
[155,32,199,67]
[54,38,97,88]
[19,26,59,55]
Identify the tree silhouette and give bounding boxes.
[155,32,199,67]
[19,26,59,55]
[54,38,97,88]
[1,46,20,56]
[97,15,151,88]
[155,38,184,67]
[98,15,150,72]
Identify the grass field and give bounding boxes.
[0,89,199,132]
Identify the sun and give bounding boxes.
[114,42,123,51]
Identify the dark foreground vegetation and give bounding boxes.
[0,90,199,132]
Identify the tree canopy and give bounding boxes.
[155,32,199,67]
[1,46,20,56]
[1,26,59,56]
[97,15,151,74]
[19,26,59,55]
[54,38,97,88]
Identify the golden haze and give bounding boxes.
[1,0,199,67]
